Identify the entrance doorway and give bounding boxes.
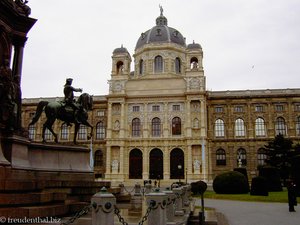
[170,148,184,179]
[129,149,143,179]
[149,148,163,179]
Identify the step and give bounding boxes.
[0,203,69,218]
[0,191,54,205]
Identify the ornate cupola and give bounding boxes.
[109,45,131,94]
[111,45,131,76]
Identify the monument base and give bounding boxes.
[0,134,111,219]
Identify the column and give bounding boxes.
[201,138,207,181]
[187,145,193,176]
[12,36,27,130]
[143,103,148,137]
[119,146,124,179]
[143,148,148,180]
[107,103,112,138]
[186,100,191,137]
[120,102,125,137]
[200,100,206,136]
[164,146,170,180]
[163,102,169,137]
[105,146,111,178]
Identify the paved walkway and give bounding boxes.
[196,198,300,225]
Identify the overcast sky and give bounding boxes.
[21,0,300,98]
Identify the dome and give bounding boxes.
[113,45,129,54]
[135,8,186,50]
[187,41,202,50]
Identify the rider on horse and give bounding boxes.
[63,78,82,125]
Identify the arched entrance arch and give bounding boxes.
[149,148,163,179]
[170,148,184,179]
[129,148,143,179]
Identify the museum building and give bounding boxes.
[21,11,300,185]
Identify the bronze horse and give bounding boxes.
[29,93,93,144]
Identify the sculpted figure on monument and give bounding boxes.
[63,78,83,124]
[30,78,93,144]
[0,58,16,130]
[14,0,31,17]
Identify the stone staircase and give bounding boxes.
[0,166,110,219]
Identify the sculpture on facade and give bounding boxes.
[29,79,93,144]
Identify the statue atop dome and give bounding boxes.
[159,4,164,16]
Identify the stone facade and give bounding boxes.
[21,11,300,185]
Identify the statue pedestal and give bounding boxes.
[0,134,109,219]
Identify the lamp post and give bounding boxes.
[178,164,182,183]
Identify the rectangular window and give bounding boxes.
[275,104,284,112]
[133,106,140,112]
[172,104,180,111]
[97,110,105,117]
[215,106,223,113]
[255,105,263,112]
[152,105,160,112]
[295,104,300,112]
[234,106,243,113]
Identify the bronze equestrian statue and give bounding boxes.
[29,78,93,144]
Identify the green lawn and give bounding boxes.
[196,188,300,203]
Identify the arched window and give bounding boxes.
[215,119,225,137]
[255,117,266,137]
[132,118,141,137]
[152,117,161,137]
[175,57,181,74]
[28,124,35,140]
[257,148,267,166]
[96,121,105,139]
[235,118,245,137]
[190,57,198,69]
[216,149,226,166]
[139,59,144,75]
[61,123,69,140]
[78,125,87,140]
[275,117,286,135]
[154,55,163,73]
[296,116,300,136]
[116,61,124,74]
[237,148,247,166]
[172,117,181,135]
[94,150,103,167]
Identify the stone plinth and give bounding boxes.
[146,190,167,225]
[28,142,92,172]
[1,135,92,172]
[92,188,116,225]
